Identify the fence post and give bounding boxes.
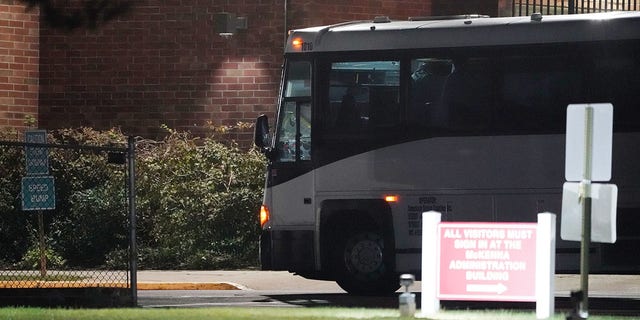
[38,210,47,277]
[569,0,576,13]
[127,136,138,306]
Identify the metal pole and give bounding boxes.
[38,210,47,278]
[579,189,591,318]
[579,106,594,319]
[569,0,576,13]
[127,136,138,306]
[284,0,288,46]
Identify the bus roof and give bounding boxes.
[285,12,640,53]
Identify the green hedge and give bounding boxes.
[0,127,266,270]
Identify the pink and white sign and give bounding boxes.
[437,222,537,301]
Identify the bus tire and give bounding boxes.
[333,229,399,295]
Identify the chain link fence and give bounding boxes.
[0,132,136,307]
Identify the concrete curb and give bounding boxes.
[0,281,241,290]
[137,282,241,290]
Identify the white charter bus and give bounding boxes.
[254,12,640,294]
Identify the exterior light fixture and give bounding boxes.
[214,12,248,37]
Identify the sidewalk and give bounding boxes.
[135,270,640,298]
[136,270,342,292]
[3,270,639,298]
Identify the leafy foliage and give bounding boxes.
[0,127,266,270]
[0,129,31,267]
[17,237,66,270]
[20,0,132,31]
[135,128,266,269]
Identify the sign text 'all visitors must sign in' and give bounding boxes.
[438,222,537,301]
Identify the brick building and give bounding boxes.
[0,0,39,129]
[1,0,509,144]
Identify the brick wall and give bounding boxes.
[0,0,39,132]
[35,0,437,143]
[9,1,504,144]
[38,0,286,143]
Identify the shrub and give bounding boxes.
[135,128,265,269]
[17,237,66,270]
[0,129,33,265]
[0,126,266,270]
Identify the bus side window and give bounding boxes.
[369,86,400,127]
[499,55,580,134]
[591,49,640,132]
[440,58,494,133]
[327,61,400,135]
[332,85,362,130]
[409,59,453,130]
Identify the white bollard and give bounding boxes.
[399,274,416,317]
[399,292,416,317]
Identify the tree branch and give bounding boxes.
[21,0,132,31]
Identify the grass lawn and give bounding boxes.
[0,307,637,320]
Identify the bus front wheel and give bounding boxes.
[333,230,399,295]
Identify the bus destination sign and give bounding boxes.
[437,222,537,302]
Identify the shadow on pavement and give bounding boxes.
[263,293,640,316]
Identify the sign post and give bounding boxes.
[536,213,556,319]
[421,211,441,316]
[579,106,594,319]
[563,103,616,320]
[22,130,55,277]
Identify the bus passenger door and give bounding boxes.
[270,59,314,229]
[265,99,316,272]
[270,100,315,227]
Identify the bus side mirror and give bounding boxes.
[254,114,271,152]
